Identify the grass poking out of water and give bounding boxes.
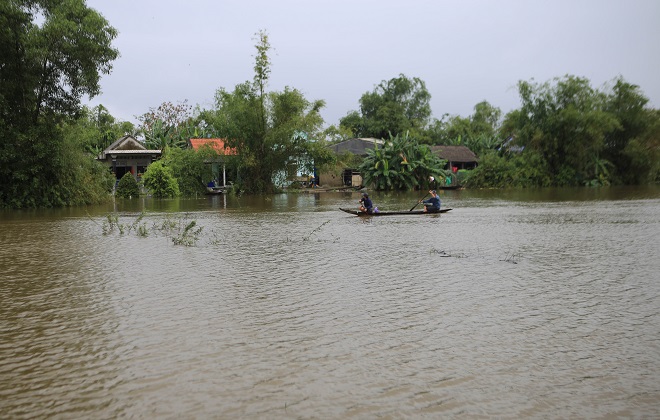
[171,220,203,246]
[430,248,468,258]
[500,251,521,264]
[100,212,206,246]
[430,247,523,263]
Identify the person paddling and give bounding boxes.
[358,192,374,214]
[421,190,441,213]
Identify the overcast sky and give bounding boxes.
[84,0,660,128]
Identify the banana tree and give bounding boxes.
[585,155,614,186]
[359,132,448,190]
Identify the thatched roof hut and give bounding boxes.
[431,145,478,170]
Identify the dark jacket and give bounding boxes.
[360,196,373,213]
[423,195,441,211]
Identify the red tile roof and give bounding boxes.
[189,138,237,155]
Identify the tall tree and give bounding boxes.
[0,0,119,207]
[340,74,432,140]
[471,100,502,139]
[75,105,136,155]
[602,77,659,184]
[207,30,328,193]
[621,109,660,184]
[427,101,502,155]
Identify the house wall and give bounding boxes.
[318,172,344,187]
[447,161,478,171]
[101,156,155,180]
[318,169,364,188]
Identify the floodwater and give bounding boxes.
[1,187,659,419]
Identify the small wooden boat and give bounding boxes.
[339,208,452,216]
[206,187,225,195]
[206,186,232,195]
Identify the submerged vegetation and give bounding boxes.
[100,213,338,246]
[302,220,335,242]
[102,212,204,246]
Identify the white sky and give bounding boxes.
[84,0,660,128]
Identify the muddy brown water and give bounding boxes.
[1,187,659,418]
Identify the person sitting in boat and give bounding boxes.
[359,192,374,214]
[422,190,441,213]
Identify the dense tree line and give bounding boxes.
[469,76,659,187]
[341,74,659,188]
[1,1,658,208]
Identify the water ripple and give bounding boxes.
[1,198,659,418]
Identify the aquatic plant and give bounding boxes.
[172,220,203,246]
[500,252,521,264]
[303,220,331,242]
[430,248,467,258]
[100,212,203,246]
[102,213,120,235]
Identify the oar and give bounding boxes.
[410,192,429,211]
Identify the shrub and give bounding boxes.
[464,152,512,188]
[116,172,140,198]
[161,147,214,196]
[142,161,180,198]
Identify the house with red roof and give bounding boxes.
[188,138,237,156]
[188,138,237,192]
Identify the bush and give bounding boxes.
[142,161,180,198]
[464,151,557,188]
[161,147,213,196]
[116,172,140,198]
[464,152,513,188]
[510,152,553,187]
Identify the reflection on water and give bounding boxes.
[1,187,659,418]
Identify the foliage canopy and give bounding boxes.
[205,30,330,193]
[359,133,448,191]
[340,74,432,140]
[142,160,180,198]
[496,75,658,187]
[0,0,119,207]
[2,5,658,208]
